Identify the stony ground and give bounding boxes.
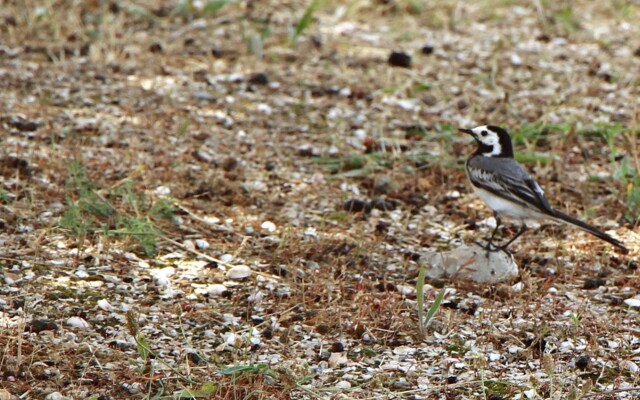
[1,1,640,399]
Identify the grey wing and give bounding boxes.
[467,157,555,215]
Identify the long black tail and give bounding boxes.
[553,210,628,254]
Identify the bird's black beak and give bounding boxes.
[458,128,474,135]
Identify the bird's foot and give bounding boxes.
[474,240,512,257]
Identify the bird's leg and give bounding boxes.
[474,214,502,255]
[486,214,502,249]
[497,223,527,252]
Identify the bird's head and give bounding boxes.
[459,125,514,158]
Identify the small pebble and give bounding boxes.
[575,354,590,370]
[344,199,371,213]
[226,265,252,280]
[195,239,210,250]
[330,341,345,352]
[626,297,640,308]
[421,44,434,55]
[334,380,351,390]
[261,221,277,232]
[248,72,268,85]
[66,316,90,330]
[583,278,605,290]
[388,51,412,68]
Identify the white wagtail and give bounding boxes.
[459,125,628,254]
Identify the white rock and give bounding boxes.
[624,297,640,308]
[423,245,518,283]
[219,254,234,263]
[510,54,523,65]
[488,352,500,362]
[97,299,115,312]
[261,221,277,232]
[335,381,351,389]
[226,265,252,280]
[154,186,171,196]
[328,352,348,368]
[195,239,209,250]
[257,103,272,114]
[66,317,90,330]
[207,284,229,296]
[622,360,639,373]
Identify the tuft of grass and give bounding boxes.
[291,0,321,44]
[60,161,174,255]
[417,264,446,335]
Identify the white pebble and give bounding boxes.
[97,299,115,312]
[207,284,228,296]
[624,298,640,308]
[195,239,209,250]
[220,254,234,263]
[622,360,639,373]
[335,381,351,389]
[66,317,90,330]
[261,221,277,232]
[154,186,171,196]
[226,265,252,280]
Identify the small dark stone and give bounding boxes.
[583,278,605,290]
[330,341,345,352]
[8,117,39,132]
[265,161,276,171]
[250,343,260,352]
[576,354,590,370]
[316,324,330,334]
[29,319,59,333]
[187,352,204,365]
[297,145,317,157]
[488,395,505,400]
[375,219,391,233]
[94,73,107,83]
[421,45,434,55]
[262,327,273,339]
[221,156,238,171]
[5,16,17,26]
[211,46,224,57]
[446,376,458,384]
[344,199,372,213]
[109,2,120,14]
[184,37,195,47]
[149,43,163,53]
[122,276,134,283]
[12,299,24,309]
[388,51,412,68]
[634,47,640,57]
[371,198,397,211]
[463,302,479,315]
[248,72,269,85]
[442,301,459,310]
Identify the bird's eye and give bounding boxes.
[481,131,488,136]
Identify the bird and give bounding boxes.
[459,125,628,254]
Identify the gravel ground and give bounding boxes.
[0,1,639,399]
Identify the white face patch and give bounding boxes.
[471,125,502,157]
